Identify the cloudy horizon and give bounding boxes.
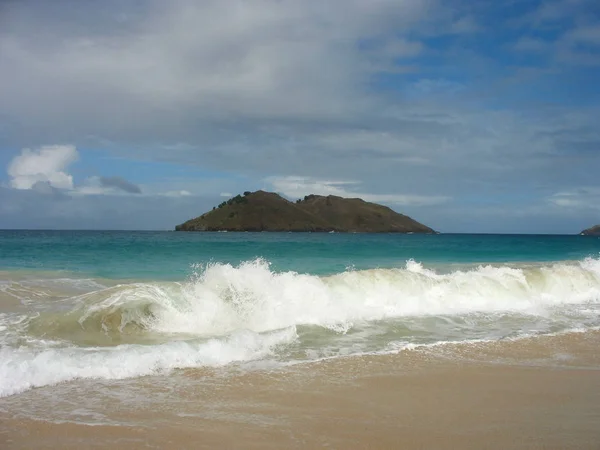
[1,0,599,233]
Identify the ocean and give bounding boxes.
[2,230,600,448]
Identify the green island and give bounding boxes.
[175,190,436,233]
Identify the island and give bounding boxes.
[175,190,436,233]
[580,225,600,236]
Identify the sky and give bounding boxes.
[0,0,599,233]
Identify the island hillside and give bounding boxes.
[580,225,600,236]
[175,190,436,233]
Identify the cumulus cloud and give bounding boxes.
[6,145,142,196]
[0,0,432,138]
[8,145,77,190]
[267,176,450,206]
[0,1,598,231]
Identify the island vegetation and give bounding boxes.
[175,190,436,233]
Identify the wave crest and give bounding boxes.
[4,258,600,397]
[25,257,600,342]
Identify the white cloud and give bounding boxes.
[308,128,433,161]
[164,190,192,197]
[6,145,145,197]
[0,1,598,233]
[267,175,450,206]
[0,0,431,133]
[547,188,600,210]
[7,145,78,190]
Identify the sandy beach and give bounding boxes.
[2,331,599,449]
[3,0,600,444]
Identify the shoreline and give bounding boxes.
[2,331,600,449]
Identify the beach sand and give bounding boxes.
[2,331,600,449]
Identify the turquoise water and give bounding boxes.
[2,230,600,398]
[1,230,599,279]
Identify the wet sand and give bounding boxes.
[2,332,600,449]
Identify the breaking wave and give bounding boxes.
[2,257,600,396]
[27,257,600,337]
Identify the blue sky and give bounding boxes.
[0,0,599,232]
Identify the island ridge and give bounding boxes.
[175,190,436,233]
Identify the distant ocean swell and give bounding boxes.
[1,257,600,397]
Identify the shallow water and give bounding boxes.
[2,231,600,447]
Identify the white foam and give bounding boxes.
[69,258,600,337]
[0,326,297,397]
[3,258,600,397]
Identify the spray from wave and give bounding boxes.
[29,257,600,338]
[2,258,600,396]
